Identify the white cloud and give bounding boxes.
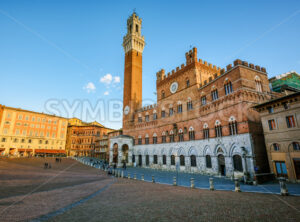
[114,76,120,83]
[104,91,109,96]
[83,82,96,93]
[100,73,113,84]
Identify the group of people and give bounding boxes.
[44,162,51,169]
[43,157,63,169]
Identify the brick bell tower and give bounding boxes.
[122,12,145,129]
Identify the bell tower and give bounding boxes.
[122,12,145,129]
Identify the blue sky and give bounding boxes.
[0,0,300,129]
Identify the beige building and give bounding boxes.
[254,92,300,182]
[0,105,68,156]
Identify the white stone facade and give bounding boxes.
[110,133,256,180]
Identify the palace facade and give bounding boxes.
[66,118,114,157]
[109,13,278,181]
[0,105,68,156]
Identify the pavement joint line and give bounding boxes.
[0,161,80,216]
[30,179,116,222]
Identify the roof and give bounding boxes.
[253,91,300,109]
[0,104,68,119]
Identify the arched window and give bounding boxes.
[162,132,166,143]
[138,135,142,145]
[171,155,175,165]
[153,110,157,120]
[153,133,157,144]
[169,130,174,143]
[163,155,167,165]
[186,78,190,87]
[187,98,193,110]
[132,155,135,163]
[211,89,219,101]
[180,155,185,166]
[146,155,149,166]
[224,79,233,95]
[203,123,209,139]
[206,155,212,168]
[255,76,262,92]
[191,155,196,167]
[161,90,165,99]
[215,120,222,137]
[292,142,300,151]
[189,127,195,140]
[138,114,142,123]
[145,134,149,144]
[273,143,280,151]
[177,101,183,113]
[233,155,243,172]
[178,129,184,142]
[153,155,158,164]
[228,116,237,135]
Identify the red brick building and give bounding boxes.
[66,118,113,157]
[110,12,277,181]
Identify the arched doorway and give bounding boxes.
[138,155,142,166]
[233,155,243,172]
[122,144,129,163]
[218,154,226,176]
[113,143,118,163]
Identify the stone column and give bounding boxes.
[185,156,190,172]
[117,146,122,167]
[198,156,205,173]
[142,155,146,167]
[225,156,233,178]
[175,156,180,171]
[128,150,133,166]
[150,155,154,166]
[166,155,171,169]
[212,156,219,175]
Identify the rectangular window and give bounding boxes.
[224,82,233,95]
[178,133,184,142]
[145,115,149,122]
[215,126,222,137]
[187,101,193,110]
[169,135,174,143]
[211,90,218,101]
[153,113,157,120]
[275,161,288,177]
[145,138,149,144]
[162,135,166,143]
[169,108,173,116]
[161,111,165,118]
[138,117,142,122]
[204,129,209,139]
[18,115,23,120]
[138,138,142,145]
[201,96,206,105]
[229,122,238,135]
[177,104,182,113]
[153,137,157,144]
[267,106,274,113]
[268,119,276,130]
[286,116,295,128]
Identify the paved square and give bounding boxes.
[0,158,300,222]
